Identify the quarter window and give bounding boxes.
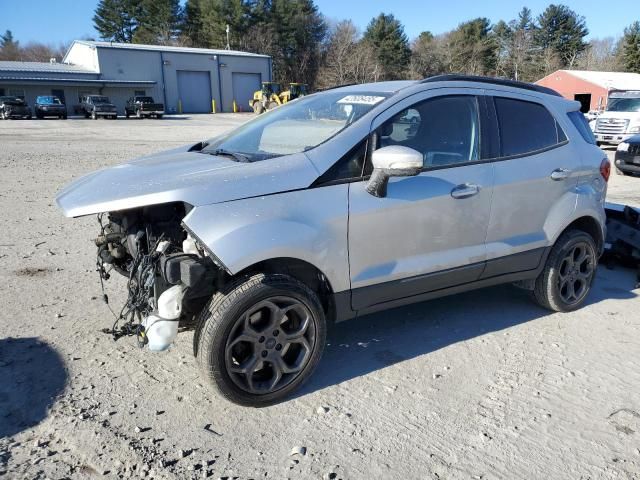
[494,97,566,157]
[375,96,480,168]
[567,111,596,145]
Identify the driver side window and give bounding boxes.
[375,95,480,169]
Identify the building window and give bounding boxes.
[134,90,146,96]
[8,88,25,99]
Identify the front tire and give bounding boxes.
[533,230,598,312]
[91,110,97,120]
[195,273,326,407]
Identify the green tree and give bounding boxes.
[534,4,588,68]
[363,13,410,80]
[446,18,496,76]
[93,0,141,42]
[183,0,250,49]
[268,0,326,85]
[621,21,640,73]
[133,0,182,45]
[0,30,20,60]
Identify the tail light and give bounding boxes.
[600,158,611,182]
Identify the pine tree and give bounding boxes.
[363,13,410,80]
[133,0,182,44]
[0,30,20,60]
[534,4,588,69]
[185,0,250,49]
[621,21,640,73]
[93,0,141,42]
[268,0,326,85]
[181,0,205,46]
[447,18,496,76]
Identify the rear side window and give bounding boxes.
[567,111,596,145]
[494,97,567,157]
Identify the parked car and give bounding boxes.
[0,96,32,119]
[79,95,117,119]
[34,95,67,119]
[125,96,164,119]
[614,135,640,176]
[56,75,609,406]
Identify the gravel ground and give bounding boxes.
[1,115,639,480]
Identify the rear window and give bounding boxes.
[567,111,596,145]
[495,97,567,157]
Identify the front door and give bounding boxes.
[348,90,494,311]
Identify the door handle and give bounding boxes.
[450,183,480,199]
[550,168,571,181]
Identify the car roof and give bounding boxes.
[328,81,418,94]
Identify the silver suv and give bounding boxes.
[57,75,610,406]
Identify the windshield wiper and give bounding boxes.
[210,149,251,163]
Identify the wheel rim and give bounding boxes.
[224,296,316,395]
[557,241,595,305]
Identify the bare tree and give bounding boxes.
[316,20,378,88]
[577,37,622,71]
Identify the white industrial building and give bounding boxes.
[0,40,272,114]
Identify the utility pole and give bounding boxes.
[225,24,230,50]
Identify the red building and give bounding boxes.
[536,70,640,112]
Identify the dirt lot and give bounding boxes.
[1,115,639,480]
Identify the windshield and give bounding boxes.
[136,96,154,103]
[202,91,390,161]
[1,96,24,105]
[91,96,110,104]
[38,96,61,104]
[607,98,640,112]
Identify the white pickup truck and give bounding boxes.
[593,90,640,145]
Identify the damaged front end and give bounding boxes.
[95,202,224,351]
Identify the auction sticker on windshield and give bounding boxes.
[338,95,386,105]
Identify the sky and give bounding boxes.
[1,0,636,46]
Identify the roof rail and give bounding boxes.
[421,74,562,97]
[316,83,357,92]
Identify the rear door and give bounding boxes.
[348,88,495,310]
[482,92,579,278]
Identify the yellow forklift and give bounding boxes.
[249,82,282,114]
[249,82,308,114]
[279,83,308,104]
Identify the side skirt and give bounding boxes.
[332,247,550,322]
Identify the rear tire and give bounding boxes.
[533,230,598,312]
[194,273,326,407]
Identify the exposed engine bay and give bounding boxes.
[95,202,222,350]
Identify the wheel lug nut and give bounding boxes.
[259,336,265,343]
[261,350,268,357]
[275,344,282,351]
[273,330,279,336]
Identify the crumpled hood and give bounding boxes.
[56,144,319,217]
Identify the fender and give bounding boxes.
[544,182,606,246]
[182,184,351,293]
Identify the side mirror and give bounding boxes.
[366,146,423,197]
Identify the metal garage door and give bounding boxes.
[177,70,212,113]
[232,73,261,112]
